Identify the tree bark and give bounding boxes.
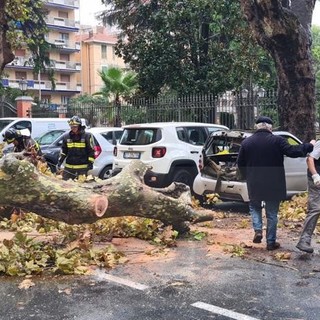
[0,0,15,72]
[0,154,213,230]
[240,0,316,141]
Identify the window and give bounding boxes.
[101,130,123,145]
[120,129,160,145]
[60,54,70,61]
[60,33,69,41]
[58,11,68,18]
[186,127,206,145]
[101,44,107,59]
[15,72,27,80]
[61,96,70,105]
[112,46,116,60]
[176,127,187,142]
[60,74,70,82]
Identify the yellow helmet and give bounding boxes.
[68,116,81,126]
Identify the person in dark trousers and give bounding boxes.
[2,128,42,156]
[57,116,95,181]
[237,116,314,251]
[296,140,320,253]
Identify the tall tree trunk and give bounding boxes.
[240,0,316,141]
[0,0,15,73]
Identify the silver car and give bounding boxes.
[193,130,308,203]
[87,127,123,179]
[41,127,123,179]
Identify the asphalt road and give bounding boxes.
[1,238,320,320]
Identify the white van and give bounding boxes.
[0,117,86,143]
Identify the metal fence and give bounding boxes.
[3,89,320,129]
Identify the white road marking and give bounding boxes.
[191,301,260,320]
[104,274,149,291]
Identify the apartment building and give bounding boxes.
[76,25,127,95]
[3,0,81,107]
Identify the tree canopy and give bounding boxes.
[0,0,52,76]
[96,67,138,104]
[99,0,275,97]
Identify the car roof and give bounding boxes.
[87,127,123,132]
[122,122,229,129]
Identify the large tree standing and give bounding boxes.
[0,0,14,70]
[99,0,273,97]
[240,0,317,141]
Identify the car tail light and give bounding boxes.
[113,146,117,156]
[152,147,166,158]
[94,145,102,158]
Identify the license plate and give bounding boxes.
[124,151,141,159]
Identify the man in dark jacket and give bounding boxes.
[57,116,95,181]
[237,116,314,251]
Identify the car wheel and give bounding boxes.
[99,165,113,180]
[172,169,194,188]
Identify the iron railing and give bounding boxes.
[3,90,320,130]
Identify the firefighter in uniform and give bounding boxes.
[2,128,42,156]
[2,128,43,220]
[57,116,95,181]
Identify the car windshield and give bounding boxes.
[36,130,66,145]
[120,128,161,145]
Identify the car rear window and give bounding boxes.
[205,136,243,155]
[120,128,161,145]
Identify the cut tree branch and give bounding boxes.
[0,154,213,230]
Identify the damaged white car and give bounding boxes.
[193,130,308,204]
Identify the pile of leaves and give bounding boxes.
[279,193,308,221]
[0,213,177,276]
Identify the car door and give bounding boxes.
[279,134,308,193]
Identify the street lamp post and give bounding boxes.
[16,78,33,117]
[19,78,28,96]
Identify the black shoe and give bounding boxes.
[267,242,280,251]
[253,230,263,243]
[296,242,314,254]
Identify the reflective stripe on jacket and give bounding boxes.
[60,129,95,168]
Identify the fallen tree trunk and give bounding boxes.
[0,154,213,229]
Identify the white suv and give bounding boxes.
[112,122,229,190]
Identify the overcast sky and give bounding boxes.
[78,0,320,27]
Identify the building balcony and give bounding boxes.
[44,0,79,9]
[46,37,81,51]
[51,60,81,72]
[46,16,79,31]
[2,78,80,93]
[6,56,81,72]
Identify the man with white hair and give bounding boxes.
[237,116,314,251]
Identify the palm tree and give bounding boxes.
[96,67,138,126]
